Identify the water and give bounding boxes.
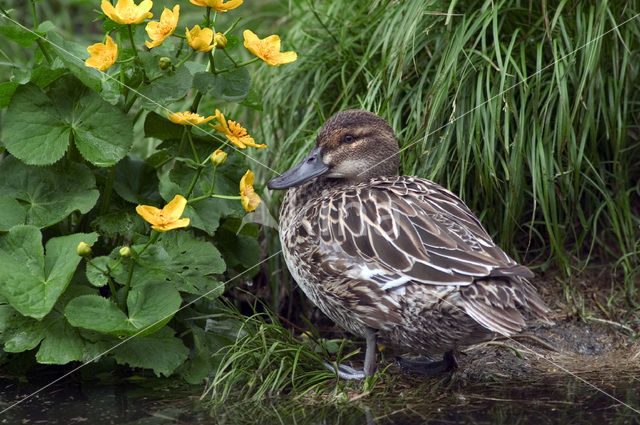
[1,373,638,424]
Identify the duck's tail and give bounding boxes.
[459,278,551,336]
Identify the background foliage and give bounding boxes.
[254,0,640,306]
[0,0,276,381]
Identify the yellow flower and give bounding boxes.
[85,35,118,72]
[210,150,227,166]
[145,5,179,49]
[186,25,215,52]
[188,0,242,12]
[101,0,153,25]
[167,110,215,126]
[210,109,266,149]
[136,195,190,232]
[239,170,261,212]
[214,32,227,48]
[243,30,297,66]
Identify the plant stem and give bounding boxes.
[208,166,218,196]
[127,24,147,81]
[222,48,238,66]
[29,0,52,64]
[122,231,160,310]
[185,164,205,199]
[187,130,200,163]
[188,193,240,204]
[215,57,259,74]
[175,50,194,68]
[99,166,115,216]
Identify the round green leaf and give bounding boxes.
[3,75,132,167]
[0,226,98,319]
[65,295,130,335]
[112,327,189,377]
[126,283,182,335]
[138,66,192,110]
[114,156,161,204]
[85,256,111,287]
[0,194,27,231]
[3,83,71,165]
[0,156,100,229]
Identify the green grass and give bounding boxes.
[200,300,363,404]
[253,0,640,300]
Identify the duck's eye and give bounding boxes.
[344,134,355,143]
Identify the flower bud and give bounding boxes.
[159,56,172,69]
[210,149,227,167]
[77,242,92,257]
[214,32,227,49]
[119,246,132,258]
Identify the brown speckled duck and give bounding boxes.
[268,110,550,379]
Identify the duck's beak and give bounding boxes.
[267,146,329,190]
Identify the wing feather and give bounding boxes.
[313,176,532,288]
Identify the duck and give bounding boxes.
[267,110,550,379]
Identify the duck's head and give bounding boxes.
[267,110,399,190]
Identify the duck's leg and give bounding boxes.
[363,327,378,377]
[396,350,458,375]
[323,327,378,380]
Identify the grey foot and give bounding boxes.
[323,361,368,380]
[396,351,458,375]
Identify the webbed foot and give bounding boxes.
[323,361,368,380]
[396,350,458,375]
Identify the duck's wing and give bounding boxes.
[313,176,531,290]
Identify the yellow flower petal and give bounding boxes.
[239,170,261,212]
[167,110,215,126]
[101,0,153,25]
[210,109,266,149]
[186,25,215,52]
[145,5,179,49]
[85,35,118,72]
[243,30,297,66]
[136,195,190,232]
[188,0,242,12]
[162,194,187,221]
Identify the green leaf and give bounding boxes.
[193,61,250,102]
[90,210,147,238]
[65,283,181,337]
[29,66,67,88]
[0,156,100,229]
[0,194,27,231]
[0,226,98,319]
[0,81,19,109]
[112,327,189,377]
[3,83,70,164]
[0,304,14,336]
[65,295,130,335]
[47,32,120,104]
[214,222,261,269]
[3,75,133,166]
[159,159,245,235]
[156,231,226,296]
[112,245,171,288]
[114,156,161,204]
[110,231,226,297]
[3,315,47,352]
[85,256,111,287]
[0,25,40,47]
[144,111,185,140]
[35,316,84,364]
[138,66,193,110]
[126,282,182,334]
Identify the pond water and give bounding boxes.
[1,372,638,425]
